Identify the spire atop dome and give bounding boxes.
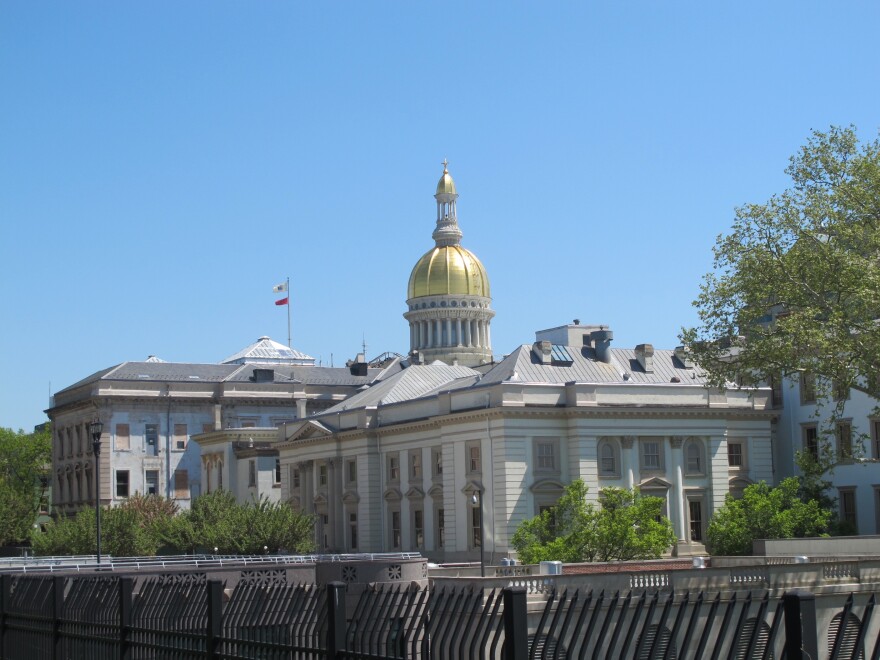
[433,159,462,246]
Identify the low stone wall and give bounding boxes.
[754,535,880,556]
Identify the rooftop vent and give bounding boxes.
[590,329,613,363]
[635,344,654,373]
[347,353,368,377]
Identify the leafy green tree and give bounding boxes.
[0,425,52,545]
[684,126,880,409]
[32,491,316,557]
[705,478,832,556]
[511,480,676,564]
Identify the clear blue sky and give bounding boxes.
[2,2,879,431]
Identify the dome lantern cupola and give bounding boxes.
[404,161,495,367]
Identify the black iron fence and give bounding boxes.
[0,573,877,659]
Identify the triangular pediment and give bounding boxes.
[313,492,328,505]
[405,486,425,500]
[461,480,484,496]
[383,487,402,502]
[638,476,672,490]
[285,420,333,443]
[341,489,360,504]
[427,484,444,499]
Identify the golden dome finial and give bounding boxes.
[441,158,449,174]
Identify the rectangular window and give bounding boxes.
[837,421,853,460]
[536,441,556,471]
[248,460,256,487]
[800,373,816,404]
[318,463,328,487]
[413,509,424,549]
[803,425,819,460]
[274,459,281,485]
[145,424,158,449]
[770,373,783,408]
[410,450,422,479]
[689,500,703,542]
[468,443,481,473]
[291,466,300,489]
[174,423,188,450]
[432,447,443,478]
[322,514,329,550]
[346,458,357,484]
[873,420,880,460]
[145,470,159,496]
[115,424,130,451]
[471,506,482,548]
[839,488,858,532]
[391,510,401,549]
[436,508,445,548]
[349,512,358,550]
[388,453,400,482]
[116,470,130,498]
[728,442,744,468]
[641,440,662,470]
[174,470,189,498]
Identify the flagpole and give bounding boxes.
[287,276,291,348]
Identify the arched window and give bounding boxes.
[598,439,620,478]
[684,438,705,475]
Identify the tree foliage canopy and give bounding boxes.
[0,425,52,546]
[705,478,832,556]
[31,491,316,557]
[511,480,676,564]
[683,126,880,401]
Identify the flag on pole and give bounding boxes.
[275,297,289,306]
[273,282,288,293]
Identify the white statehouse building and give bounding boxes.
[275,165,775,561]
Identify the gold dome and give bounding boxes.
[436,170,457,195]
[408,245,490,299]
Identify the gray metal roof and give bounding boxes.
[221,336,315,365]
[476,344,708,386]
[106,362,240,382]
[323,364,480,412]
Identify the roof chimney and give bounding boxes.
[591,329,613,363]
[532,340,553,365]
[674,345,695,368]
[635,344,654,373]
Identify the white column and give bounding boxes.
[671,436,687,542]
[456,319,462,346]
[427,321,433,348]
[486,322,491,350]
[445,319,452,347]
[621,436,635,489]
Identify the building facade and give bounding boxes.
[47,337,387,516]
[774,372,880,534]
[277,324,775,561]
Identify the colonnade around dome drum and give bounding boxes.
[409,316,492,351]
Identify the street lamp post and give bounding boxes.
[89,420,104,564]
[472,491,484,577]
